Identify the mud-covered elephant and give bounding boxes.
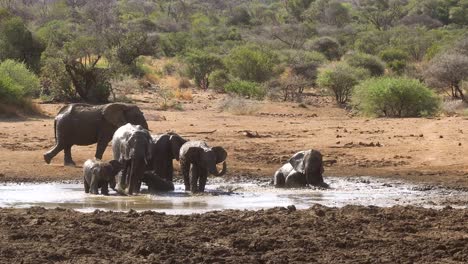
[149,132,187,182]
[83,159,122,195]
[142,170,175,192]
[112,123,152,195]
[179,141,227,192]
[273,149,328,188]
[44,103,148,166]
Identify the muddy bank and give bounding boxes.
[0,205,467,263]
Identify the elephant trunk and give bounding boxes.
[306,164,325,187]
[211,162,227,176]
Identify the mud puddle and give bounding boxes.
[0,177,466,214]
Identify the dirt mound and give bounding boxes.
[0,206,466,263]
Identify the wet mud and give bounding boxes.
[0,205,467,263]
[1,177,467,213]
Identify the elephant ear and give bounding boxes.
[102,103,128,127]
[212,146,227,164]
[185,147,203,164]
[289,151,308,174]
[170,134,187,161]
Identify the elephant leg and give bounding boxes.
[198,168,208,192]
[63,145,75,166]
[166,161,174,182]
[190,165,199,193]
[181,161,191,191]
[44,142,64,164]
[95,138,110,160]
[273,171,286,188]
[285,172,307,188]
[84,178,90,194]
[90,176,99,194]
[101,183,109,195]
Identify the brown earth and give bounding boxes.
[0,90,467,263]
[0,205,467,264]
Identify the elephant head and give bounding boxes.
[169,133,187,161]
[101,160,122,190]
[289,150,325,187]
[102,103,148,130]
[186,145,227,176]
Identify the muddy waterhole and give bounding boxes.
[0,177,466,214]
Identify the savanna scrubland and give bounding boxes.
[0,0,467,263]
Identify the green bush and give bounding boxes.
[225,44,279,83]
[0,59,40,106]
[224,80,265,99]
[317,62,369,104]
[209,70,230,91]
[184,49,223,89]
[352,77,440,117]
[305,37,341,60]
[279,49,327,81]
[344,52,385,77]
[379,48,409,74]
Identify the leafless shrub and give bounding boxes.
[218,95,261,115]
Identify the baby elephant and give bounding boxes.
[274,149,328,188]
[83,159,122,195]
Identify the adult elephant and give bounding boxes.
[149,132,187,182]
[273,149,328,188]
[179,141,227,192]
[112,123,152,195]
[44,103,148,166]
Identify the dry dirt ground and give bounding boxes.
[0,90,467,263]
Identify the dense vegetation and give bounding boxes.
[0,0,466,116]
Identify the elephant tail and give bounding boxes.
[53,118,57,143]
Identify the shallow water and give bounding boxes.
[0,177,466,214]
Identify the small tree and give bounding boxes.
[184,49,223,90]
[425,52,468,102]
[317,62,369,104]
[304,37,341,60]
[344,52,385,77]
[379,48,409,74]
[225,44,279,83]
[352,77,440,117]
[62,36,112,103]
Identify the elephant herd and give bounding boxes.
[44,103,327,195]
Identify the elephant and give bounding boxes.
[44,103,148,166]
[273,149,328,188]
[179,141,227,192]
[142,170,175,192]
[149,132,187,182]
[83,159,122,195]
[112,123,152,195]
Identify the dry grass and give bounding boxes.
[441,99,467,115]
[218,96,262,115]
[0,100,44,118]
[174,89,193,101]
[143,73,160,85]
[178,78,192,89]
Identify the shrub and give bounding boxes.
[344,52,385,77]
[208,70,230,91]
[218,95,261,115]
[224,80,265,99]
[424,52,468,102]
[184,49,223,89]
[178,78,192,89]
[174,88,193,101]
[279,49,327,82]
[40,57,74,101]
[162,62,176,76]
[379,48,409,74]
[0,60,40,98]
[317,62,369,104]
[225,44,279,83]
[304,37,341,60]
[352,77,440,117]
